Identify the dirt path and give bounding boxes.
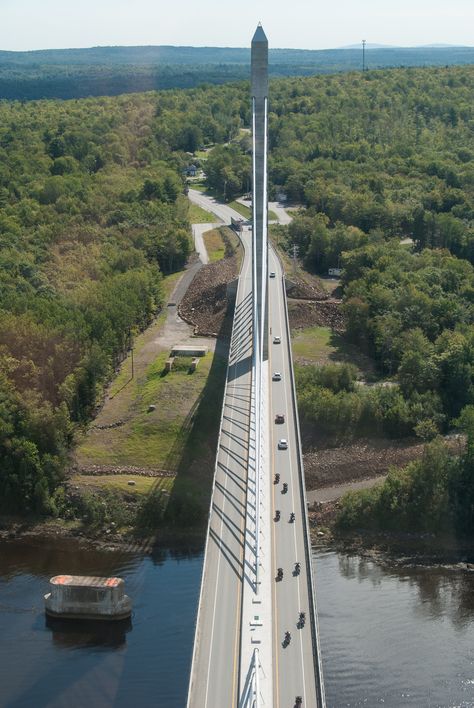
[307,475,386,503]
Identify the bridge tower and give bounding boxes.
[251,22,268,373]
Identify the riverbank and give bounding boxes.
[0,513,206,554]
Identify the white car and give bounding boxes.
[273,336,281,344]
[272,372,282,381]
[278,439,288,450]
[269,272,276,278]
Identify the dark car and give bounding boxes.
[275,413,285,424]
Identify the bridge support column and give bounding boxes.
[239,23,272,708]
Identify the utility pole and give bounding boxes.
[128,328,134,380]
[362,39,366,72]
[292,243,299,279]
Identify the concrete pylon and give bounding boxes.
[251,23,268,364]
[250,25,268,598]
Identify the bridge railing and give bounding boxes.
[186,224,249,707]
[239,648,260,708]
[275,246,327,708]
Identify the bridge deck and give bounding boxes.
[186,190,325,707]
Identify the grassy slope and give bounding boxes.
[203,228,226,261]
[291,324,376,379]
[188,202,217,223]
[77,352,213,469]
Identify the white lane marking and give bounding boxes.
[272,249,307,704]
[203,231,252,706]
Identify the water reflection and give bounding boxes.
[0,537,203,708]
[45,615,132,650]
[336,552,474,628]
[315,548,474,707]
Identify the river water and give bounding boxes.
[0,538,474,707]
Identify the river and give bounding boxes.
[0,538,473,707]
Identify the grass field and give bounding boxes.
[228,200,251,218]
[70,474,174,496]
[291,325,377,379]
[188,202,217,223]
[77,351,214,470]
[203,228,226,261]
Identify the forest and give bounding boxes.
[2,44,474,100]
[0,84,241,514]
[3,62,474,530]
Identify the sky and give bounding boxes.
[2,0,474,52]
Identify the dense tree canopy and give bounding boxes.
[0,91,198,511]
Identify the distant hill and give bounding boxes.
[1,44,473,100]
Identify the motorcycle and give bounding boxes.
[294,562,300,575]
[274,473,280,484]
[282,483,288,494]
[299,611,306,627]
[275,510,281,522]
[284,631,291,645]
[276,567,283,581]
[289,512,295,523]
[295,697,302,707]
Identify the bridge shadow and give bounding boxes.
[148,271,254,537]
[209,526,243,581]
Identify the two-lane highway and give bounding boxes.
[268,246,321,707]
[187,188,325,707]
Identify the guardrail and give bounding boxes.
[277,248,327,708]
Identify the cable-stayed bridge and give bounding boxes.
[187,25,326,708]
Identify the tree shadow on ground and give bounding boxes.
[328,331,378,381]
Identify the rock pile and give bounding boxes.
[179,255,239,337]
[289,299,345,332]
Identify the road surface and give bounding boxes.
[187,192,254,708]
[187,189,324,707]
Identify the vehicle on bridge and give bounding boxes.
[278,438,288,449]
[272,371,282,381]
[289,512,295,523]
[274,472,280,483]
[275,510,281,521]
[269,271,276,278]
[273,335,281,344]
[282,482,288,493]
[275,413,285,423]
[276,567,283,581]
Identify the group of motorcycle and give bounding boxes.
[282,612,306,645]
[276,561,300,581]
[274,474,296,523]
[273,474,306,708]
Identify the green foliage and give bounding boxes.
[336,434,474,537]
[296,363,444,440]
[0,91,194,513]
[204,144,251,200]
[2,45,474,101]
[269,66,474,252]
[341,243,474,422]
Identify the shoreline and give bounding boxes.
[2,510,473,571]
